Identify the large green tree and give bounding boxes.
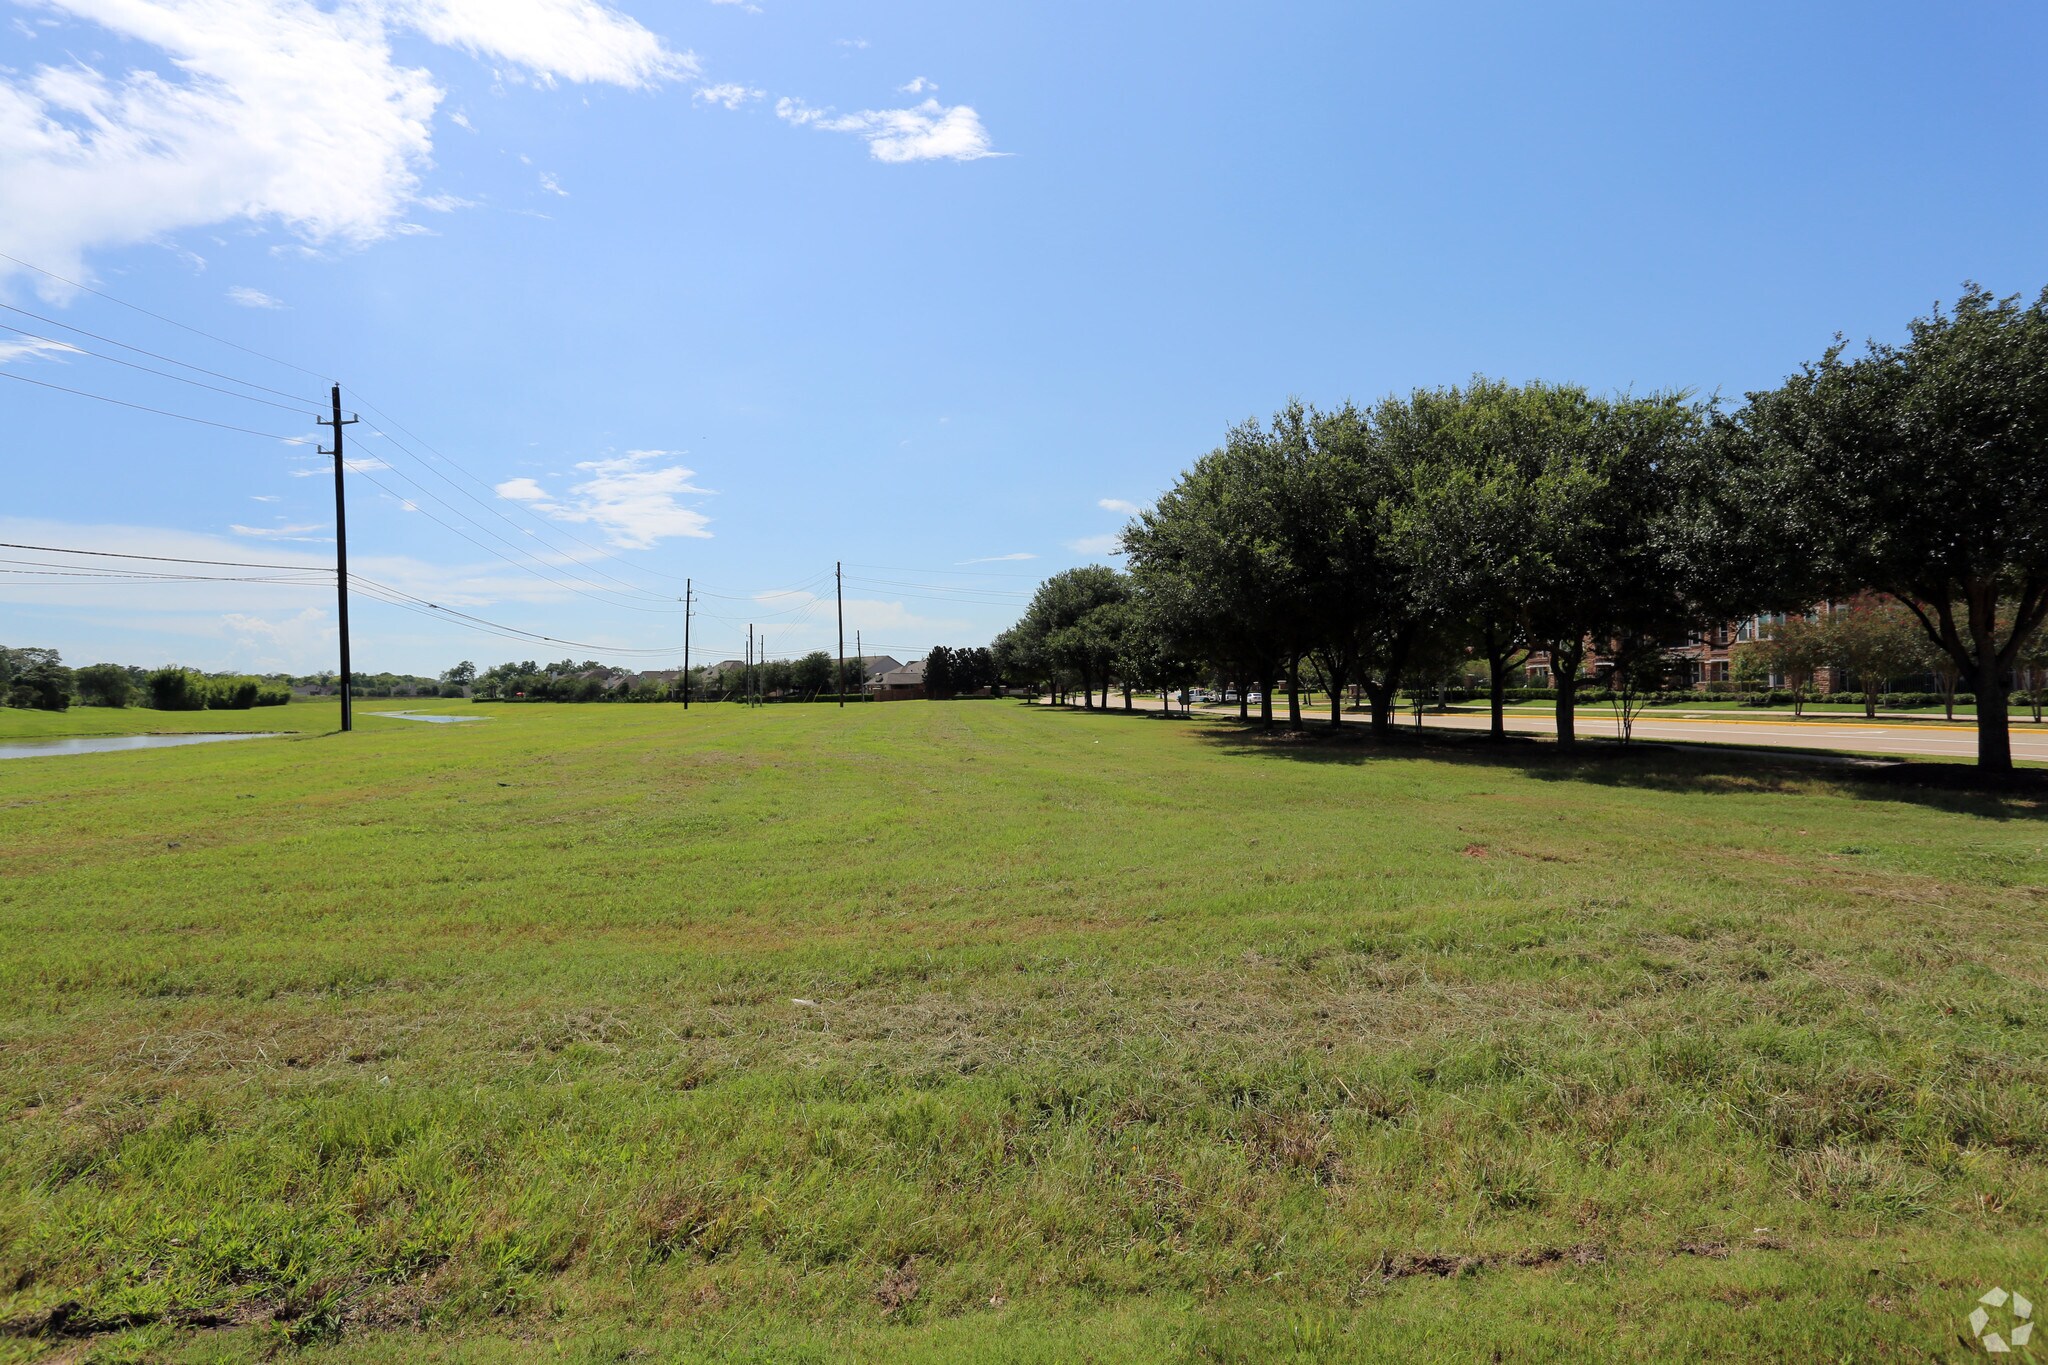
[1518,392,1700,746]
[1735,286,2048,771]
[1017,567,1131,709]
[1123,425,1299,728]
[1390,379,1579,739]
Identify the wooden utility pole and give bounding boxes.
[316,384,358,732]
[747,624,754,708]
[681,579,692,710]
[836,561,846,708]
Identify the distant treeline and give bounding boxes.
[0,646,437,712]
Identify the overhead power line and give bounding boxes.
[0,323,320,417]
[0,301,321,405]
[0,540,331,572]
[347,389,701,591]
[349,572,683,655]
[0,251,329,382]
[348,423,687,605]
[2,370,313,443]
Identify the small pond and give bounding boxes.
[0,732,285,761]
[365,711,486,724]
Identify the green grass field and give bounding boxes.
[2,699,2043,1362]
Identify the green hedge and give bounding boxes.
[1738,690,1978,709]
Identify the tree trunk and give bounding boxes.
[1363,679,1396,738]
[1329,667,1345,729]
[1238,683,1249,721]
[1485,628,1509,740]
[1260,671,1275,730]
[1974,660,2013,772]
[1286,656,1302,730]
[1552,644,1583,748]
[1123,683,1133,712]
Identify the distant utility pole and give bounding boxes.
[747,624,755,709]
[681,579,692,710]
[836,560,846,708]
[316,383,358,732]
[856,629,863,701]
[761,637,768,707]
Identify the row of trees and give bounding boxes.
[0,649,292,711]
[995,286,2048,771]
[468,654,887,703]
[923,646,999,700]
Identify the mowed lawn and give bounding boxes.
[1,701,2044,1362]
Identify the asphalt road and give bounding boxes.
[1089,695,2048,764]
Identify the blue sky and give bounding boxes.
[4,1,2047,675]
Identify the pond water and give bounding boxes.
[0,732,285,761]
[366,711,486,724]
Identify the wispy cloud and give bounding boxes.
[495,450,713,548]
[227,285,285,309]
[1067,533,1123,556]
[0,337,82,365]
[898,76,935,94]
[538,172,568,197]
[775,96,1000,163]
[693,82,763,110]
[957,552,1035,564]
[288,457,391,477]
[231,521,329,540]
[1098,498,1142,515]
[835,37,869,50]
[251,494,282,503]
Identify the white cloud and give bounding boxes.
[897,76,935,94]
[417,191,476,211]
[448,108,475,131]
[230,521,328,539]
[957,552,1035,564]
[835,37,868,50]
[538,171,568,196]
[0,336,82,365]
[495,476,549,501]
[389,0,697,89]
[775,96,999,163]
[693,82,761,110]
[227,285,285,309]
[287,456,390,476]
[221,606,334,669]
[0,0,693,289]
[1067,533,1123,556]
[494,450,712,549]
[251,494,282,502]
[707,0,762,13]
[1098,498,1142,515]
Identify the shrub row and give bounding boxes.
[1737,690,1978,709]
[145,669,292,711]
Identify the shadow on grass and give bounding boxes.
[1145,709,2048,822]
